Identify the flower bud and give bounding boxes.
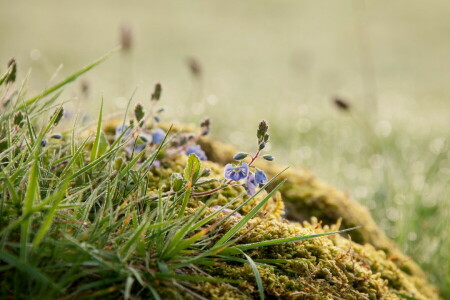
[263,155,274,161]
[171,173,185,192]
[134,103,145,123]
[201,168,211,177]
[233,153,248,160]
[258,142,265,151]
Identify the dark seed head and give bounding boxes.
[333,97,351,111]
[120,22,133,52]
[187,57,202,78]
[6,58,17,84]
[151,83,162,101]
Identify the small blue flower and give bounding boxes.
[115,124,131,139]
[255,169,268,184]
[245,173,258,195]
[152,128,165,144]
[186,145,207,161]
[224,163,249,182]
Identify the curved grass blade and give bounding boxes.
[242,251,264,300]
[235,227,358,251]
[19,48,118,110]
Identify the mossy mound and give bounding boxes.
[97,119,440,299]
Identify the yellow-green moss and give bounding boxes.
[98,119,440,299]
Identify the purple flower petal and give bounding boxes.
[246,173,258,195]
[152,128,165,144]
[186,145,207,161]
[255,169,268,184]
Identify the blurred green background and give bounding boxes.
[1,0,449,295]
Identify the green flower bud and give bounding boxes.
[171,173,185,192]
[134,103,145,123]
[201,168,211,177]
[233,152,248,160]
[263,155,274,161]
[258,142,266,151]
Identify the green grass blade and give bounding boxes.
[242,251,264,300]
[235,227,358,251]
[0,250,59,290]
[19,48,117,110]
[156,273,241,284]
[213,179,286,248]
[32,179,71,248]
[90,99,103,162]
[20,152,40,261]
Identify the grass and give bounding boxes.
[1,1,449,294]
[0,55,362,299]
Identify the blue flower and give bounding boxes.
[245,173,258,195]
[186,145,207,161]
[152,128,165,144]
[224,163,249,182]
[115,124,131,139]
[255,169,268,184]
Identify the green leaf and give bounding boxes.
[156,273,241,284]
[242,251,265,300]
[90,100,103,162]
[32,179,71,248]
[235,227,358,251]
[183,153,201,182]
[20,151,40,261]
[213,179,286,248]
[0,250,59,290]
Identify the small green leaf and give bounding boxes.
[242,251,265,300]
[51,107,64,127]
[183,153,201,182]
[90,101,103,162]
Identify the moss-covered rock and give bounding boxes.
[98,119,440,299]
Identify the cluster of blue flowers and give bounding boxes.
[114,83,212,165]
[223,120,274,195]
[113,83,271,199]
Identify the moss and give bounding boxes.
[195,135,430,282]
[99,119,440,299]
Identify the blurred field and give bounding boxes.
[1,0,449,296]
